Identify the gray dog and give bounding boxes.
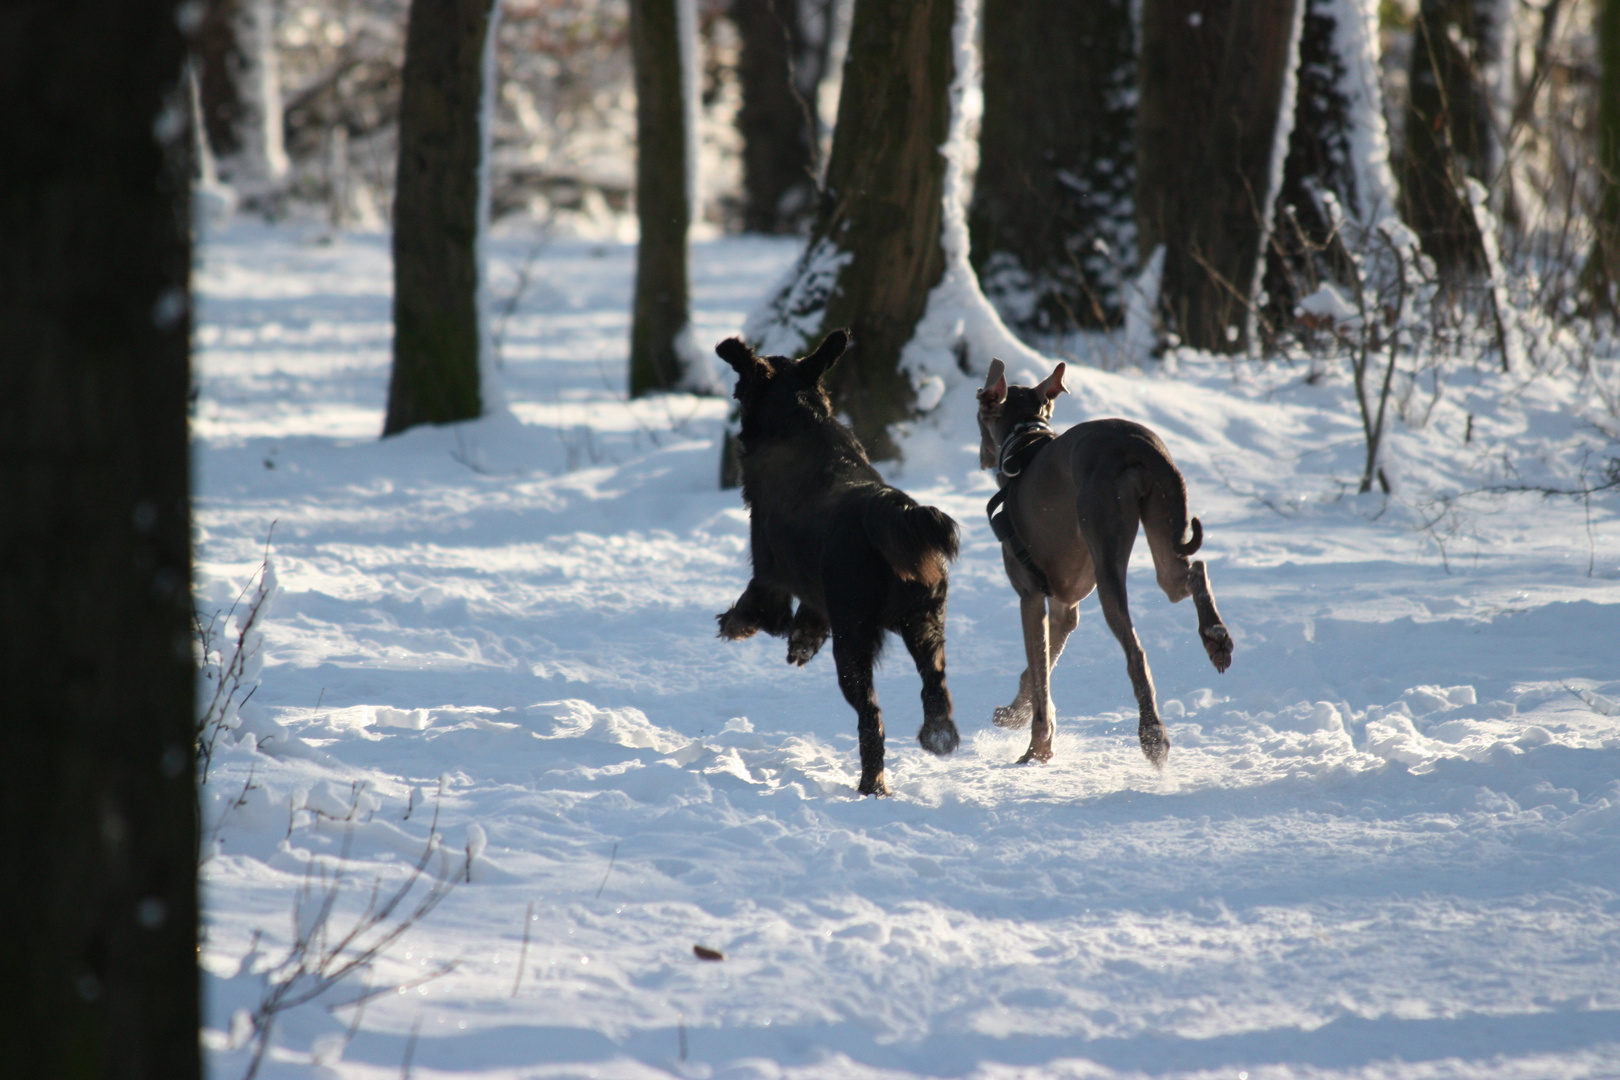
[975,358,1233,767]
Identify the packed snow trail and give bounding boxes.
[194,225,1620,1079]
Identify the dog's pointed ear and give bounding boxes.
[977,358,1007,405]
[715,337,758,373]
[1035,362,1068,401]
[797,329,848,384]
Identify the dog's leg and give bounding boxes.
[717,581,794,640]
[786,604,830,666]
[1083,517,1169,767]
[1188,561,1233,672]
[831,621,889,795]
[1016,593,1056,763]
[898,600,958,756]
[995,598,1079,731]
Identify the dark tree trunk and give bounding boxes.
[749,0,956,458]
[969,0,1136,335]
[630,0,697,396]
[734,0,820,233]
[1138,0,1304,352]
[1400,0,1501,276]
[1583,0,1620,305]
[384,0,498,435]
[0,2,199,1076]
[1263,0,1395,329]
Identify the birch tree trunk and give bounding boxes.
[746,0,956,458]
[969,0,1136,335]
[0,2,199,1074]
[1138,0,1305,352]
[384,0,499,435]
[195,0,288,188]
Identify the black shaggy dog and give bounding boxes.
[715,330,961,796]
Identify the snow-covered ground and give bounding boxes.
[194,224,1620,1080]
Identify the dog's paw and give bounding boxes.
[917,720,960,756]
[857,770,891,797]
[717,609,758,641]
[786,626,827,666]
[992,702,1031,730]
[1016,741,1053,764]
[1139,722,1171,769]
[1201,623,1233,673]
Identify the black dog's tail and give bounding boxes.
[862,487,960,588]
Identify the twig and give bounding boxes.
[593,842,618,901]
[511,901,533,998]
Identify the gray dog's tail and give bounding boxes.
[863,487,960,588]
[1175,516,1203,557]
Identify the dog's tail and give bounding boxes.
[862,487,960,588]
[1175,516,1203,557]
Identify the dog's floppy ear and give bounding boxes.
[977,358,1007,405]
[797,329,848,384]
[1035,361,1068,401]
[715,337,759,373]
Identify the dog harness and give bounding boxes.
[986,417,1056,596]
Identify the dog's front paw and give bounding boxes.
[917,720,960,756]
[1016,740,1053,764]
[857,769,891,797]
[717,608,759,641]
[786,624,827,666]
[1201,623,1233,673]
[993,701,1031,730]
[1139,721,1170,769]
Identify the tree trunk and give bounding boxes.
[194,0,288,187]
[746,0,956,457]
[629,0,698,396]
[384,0,499,436]
[1138,0,1305,352]
[1263,0,1400,329]
[1400,0,1503,276]
[733,0,823,233]
[969,0,1136,335]
[0,2,199,1076]
[1583,0,1620,306]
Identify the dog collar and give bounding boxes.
[996,417,1055,482]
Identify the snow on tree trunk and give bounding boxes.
[968,0,1136,337]
[629,0,715,397]
[1400,0,1513,278]
[195,0,287,190]
[1,1,199,1074]
[384,0,500,436]
[1137,0,1307,353]
[1263,0,1400,331]
[734,0,829,233]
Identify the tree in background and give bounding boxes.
[1584,0,1620,308]
[745,0,957,458]
[384,0,500,435]
[1137,0,1305,352]
[195,0,289,191]
[968,0,1136,336]
[1399,0,1508,277]
[733,0,838,234]
[0,1,198,1075]
[629,0,706,396]
[1263,0,1400,330]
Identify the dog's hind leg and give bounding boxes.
[831,620,889,795]
[786,604,829,666]
[1187,562,1232,672]
[1082,505,1169,767]
[1143,503,1233,674]
[898,597,958,756]
[717,581,794,641]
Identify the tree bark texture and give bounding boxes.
[0,2,199,1076]
[969,0,1136,335]
[1262,0,1378,329]
[752,0,956,457]
[734,0,820,233]
[385,0,497,435]
[1584,0,1620,301]
[629,0,696,396]
[1400,0,1501,276]
[1138,0,1304,351]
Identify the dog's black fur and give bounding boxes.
[715,330,961,795]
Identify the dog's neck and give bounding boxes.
[994,415,1055,485]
